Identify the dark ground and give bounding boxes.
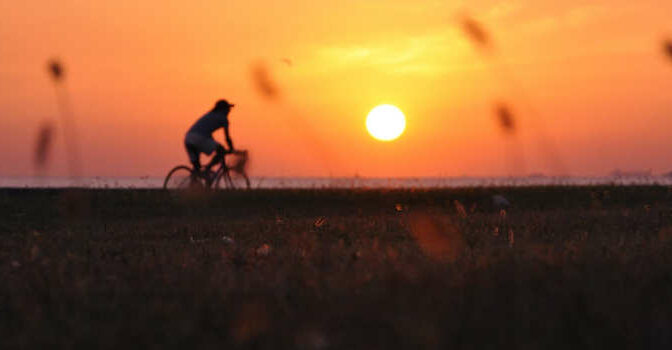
[1,187,672,349]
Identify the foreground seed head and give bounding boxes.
[47,59,64,82]
[495,103,516,134]
[251,62,279,99]
[664,39,672,62]
[460,15,491,50]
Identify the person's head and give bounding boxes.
[213,99,235,113]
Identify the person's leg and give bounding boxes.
[186,132,219,174]
[185,142,201,172]
[205,144,225,171]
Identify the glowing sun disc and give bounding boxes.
[366,104,406,141]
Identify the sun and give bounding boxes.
[366,104,406,142]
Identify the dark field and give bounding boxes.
[2,187,672,349]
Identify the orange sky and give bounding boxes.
[1,0,671,177]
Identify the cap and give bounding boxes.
[215,99,235,110]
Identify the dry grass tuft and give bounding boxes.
[453,200,468,219]
[507,229,515,247]
[314,216,327,228]
[256,243,272,256]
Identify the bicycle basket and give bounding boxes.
[227,151,249,174]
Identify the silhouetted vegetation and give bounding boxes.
[2,187,672,348]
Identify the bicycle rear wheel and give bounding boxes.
[163,165,204,190]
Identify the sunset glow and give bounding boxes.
[1,1,672,178]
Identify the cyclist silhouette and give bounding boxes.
[184,99,235,176]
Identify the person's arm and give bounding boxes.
[223,125,234,151]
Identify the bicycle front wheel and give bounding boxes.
[163,165,204,190]
[215,171,250,190]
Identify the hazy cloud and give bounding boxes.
[312,30,472,75]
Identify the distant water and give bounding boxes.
[1,176,672,189]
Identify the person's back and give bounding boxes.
[188,110,229,137]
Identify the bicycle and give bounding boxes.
[163,150,251,190]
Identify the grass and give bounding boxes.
[1,187,672,349]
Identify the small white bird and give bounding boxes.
[492,194,511,208]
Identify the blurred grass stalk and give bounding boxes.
[34,121,55,172]
[48,59,81,178]
[460,14,567,176]
[250,60,341,174]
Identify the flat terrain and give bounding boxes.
[2,187,672,349]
